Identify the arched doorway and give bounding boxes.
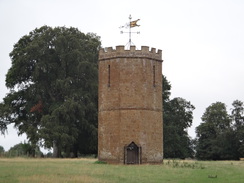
[124,142,141,164]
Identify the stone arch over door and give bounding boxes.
[124,142,141,164]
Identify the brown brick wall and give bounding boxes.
[98,45,163,164]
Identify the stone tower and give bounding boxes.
[98,45,163,164]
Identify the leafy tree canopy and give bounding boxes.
[0,26,101,157]
[231,100,244,157]
[195,101,243,160]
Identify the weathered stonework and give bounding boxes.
[98,45,163,164]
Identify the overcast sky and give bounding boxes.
[0,0,244,152]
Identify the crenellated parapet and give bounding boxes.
[99,45,162,62]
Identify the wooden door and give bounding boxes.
[126,142,139,164]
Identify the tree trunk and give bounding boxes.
[53,141,61,158]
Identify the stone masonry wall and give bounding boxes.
[98,45,163,164]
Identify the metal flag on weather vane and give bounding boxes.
[120,15,140,48]
[130,19,140,28]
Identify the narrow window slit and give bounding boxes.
[153,65,156,87]
[108,65,111,87]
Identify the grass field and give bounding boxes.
[0,158,243,183]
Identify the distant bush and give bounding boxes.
[94,160,107,164]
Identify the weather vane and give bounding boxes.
[120,15,140,48]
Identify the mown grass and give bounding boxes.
[0,158,243,183]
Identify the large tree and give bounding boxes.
[163,76,195,159]
[195,102,235,160]
[0,26,101,157]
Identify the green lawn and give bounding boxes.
[0,158,243,183]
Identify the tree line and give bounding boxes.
[163,76,244,160]
[0,142,44,157]
[0,26,243,160]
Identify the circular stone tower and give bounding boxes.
[98,45,163,164]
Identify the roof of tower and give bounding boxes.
[99,45,162,62]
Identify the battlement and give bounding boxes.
[99,45,162,62]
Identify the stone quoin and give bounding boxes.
[98,45,163,164]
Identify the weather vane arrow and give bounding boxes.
[119,15,140,48]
